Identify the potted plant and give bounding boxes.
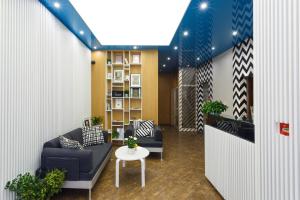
[126,136,138,154]
[124,90,129,97]
[112,130,119,139]
[201,100,228,125]
[91,116,103,127]
[5,169,65,200]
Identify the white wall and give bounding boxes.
[212,48,234,118]
[254,0,300,199]
[0,0,91,199]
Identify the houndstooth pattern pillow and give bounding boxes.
[59,136,83,150]
[82,126,104,147]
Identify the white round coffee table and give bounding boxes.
[115,146,149,188]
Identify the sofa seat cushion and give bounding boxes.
[137,137,163,147]
[79,143,112,180]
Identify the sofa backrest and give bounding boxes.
[43,128,83,148]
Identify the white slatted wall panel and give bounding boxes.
[205,125,255,200]
[254,0,300,199]
[0,0,91,199]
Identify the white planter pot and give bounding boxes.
[127,147,136,154]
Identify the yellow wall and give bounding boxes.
[141,50,159,124]
[158,72,178,125]
[91,50,158,125]
[91,51,106,120]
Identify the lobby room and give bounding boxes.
[1,0,300,200]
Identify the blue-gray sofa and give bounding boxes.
[40,128,112,200]
[125,125,163,160]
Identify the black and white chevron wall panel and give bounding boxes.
[232,38,253,119]
[196,60,213,132]
[178,67,197,132]
[232,0,253,119]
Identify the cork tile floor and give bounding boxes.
[53,126,223,200]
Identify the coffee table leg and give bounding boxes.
[122,160,126,167]
[140,158,145,187]
[116,159,120,188]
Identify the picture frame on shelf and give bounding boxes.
[130,88,140,98]
[131,74,141,87]
[117,128,124,139]
[107,73,112,79]
[83,118,91,127]
[115,55,123,64]
[113,70,124,83]
[115,99,123,109]
[132,54,140,64]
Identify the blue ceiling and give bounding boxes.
[39,0,253,72]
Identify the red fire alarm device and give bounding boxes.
[280,123,289,136]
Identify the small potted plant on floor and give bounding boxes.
[201,100,228,125]
[5,169,65,200]
[126,136,138,154]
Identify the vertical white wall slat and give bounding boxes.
[0,1,91,199]
[254,0,300,199]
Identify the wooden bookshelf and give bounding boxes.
[105,50,142,144]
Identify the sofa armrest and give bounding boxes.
[102,130,109,143]
[41,148,93,176]
[125,125,134,138]
[154,126,163,141]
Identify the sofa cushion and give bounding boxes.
[80,143,112,180]
[137,137,163,147]
[59,136,83,150]
[43,137,61,148]
[136,127,152,137]
[82,127,104,147]
[65,128,83,144]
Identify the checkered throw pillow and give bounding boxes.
[82,126,104,147]
[59,136,83,150]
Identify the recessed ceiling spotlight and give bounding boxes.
[93,46,97,49]
[211,46,215,50]
[167,57,171,61]
[79,30,84,35]
[183,31,189,36]
[232,30,238,36]
[200,2,208,10]
[163,64,166,67]
[54,2,60,8]
[197,57,200,61]
[174,46,178,50]
[133,46,138,49]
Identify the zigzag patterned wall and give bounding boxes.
[196,61,213,132]
[232,0,253,119]
[232,38,253,119]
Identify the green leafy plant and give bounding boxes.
[44,169,65,198]
[5,169,65,200]
[91,116,103,126]
[126,136,138,149]
[124,90,129,97]
[112,130,119,139]
[201,100,228,116]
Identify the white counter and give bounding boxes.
[205,125,255,200]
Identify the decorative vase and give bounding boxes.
[127,147,136,154]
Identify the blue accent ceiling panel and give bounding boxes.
[39,0,253,72]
